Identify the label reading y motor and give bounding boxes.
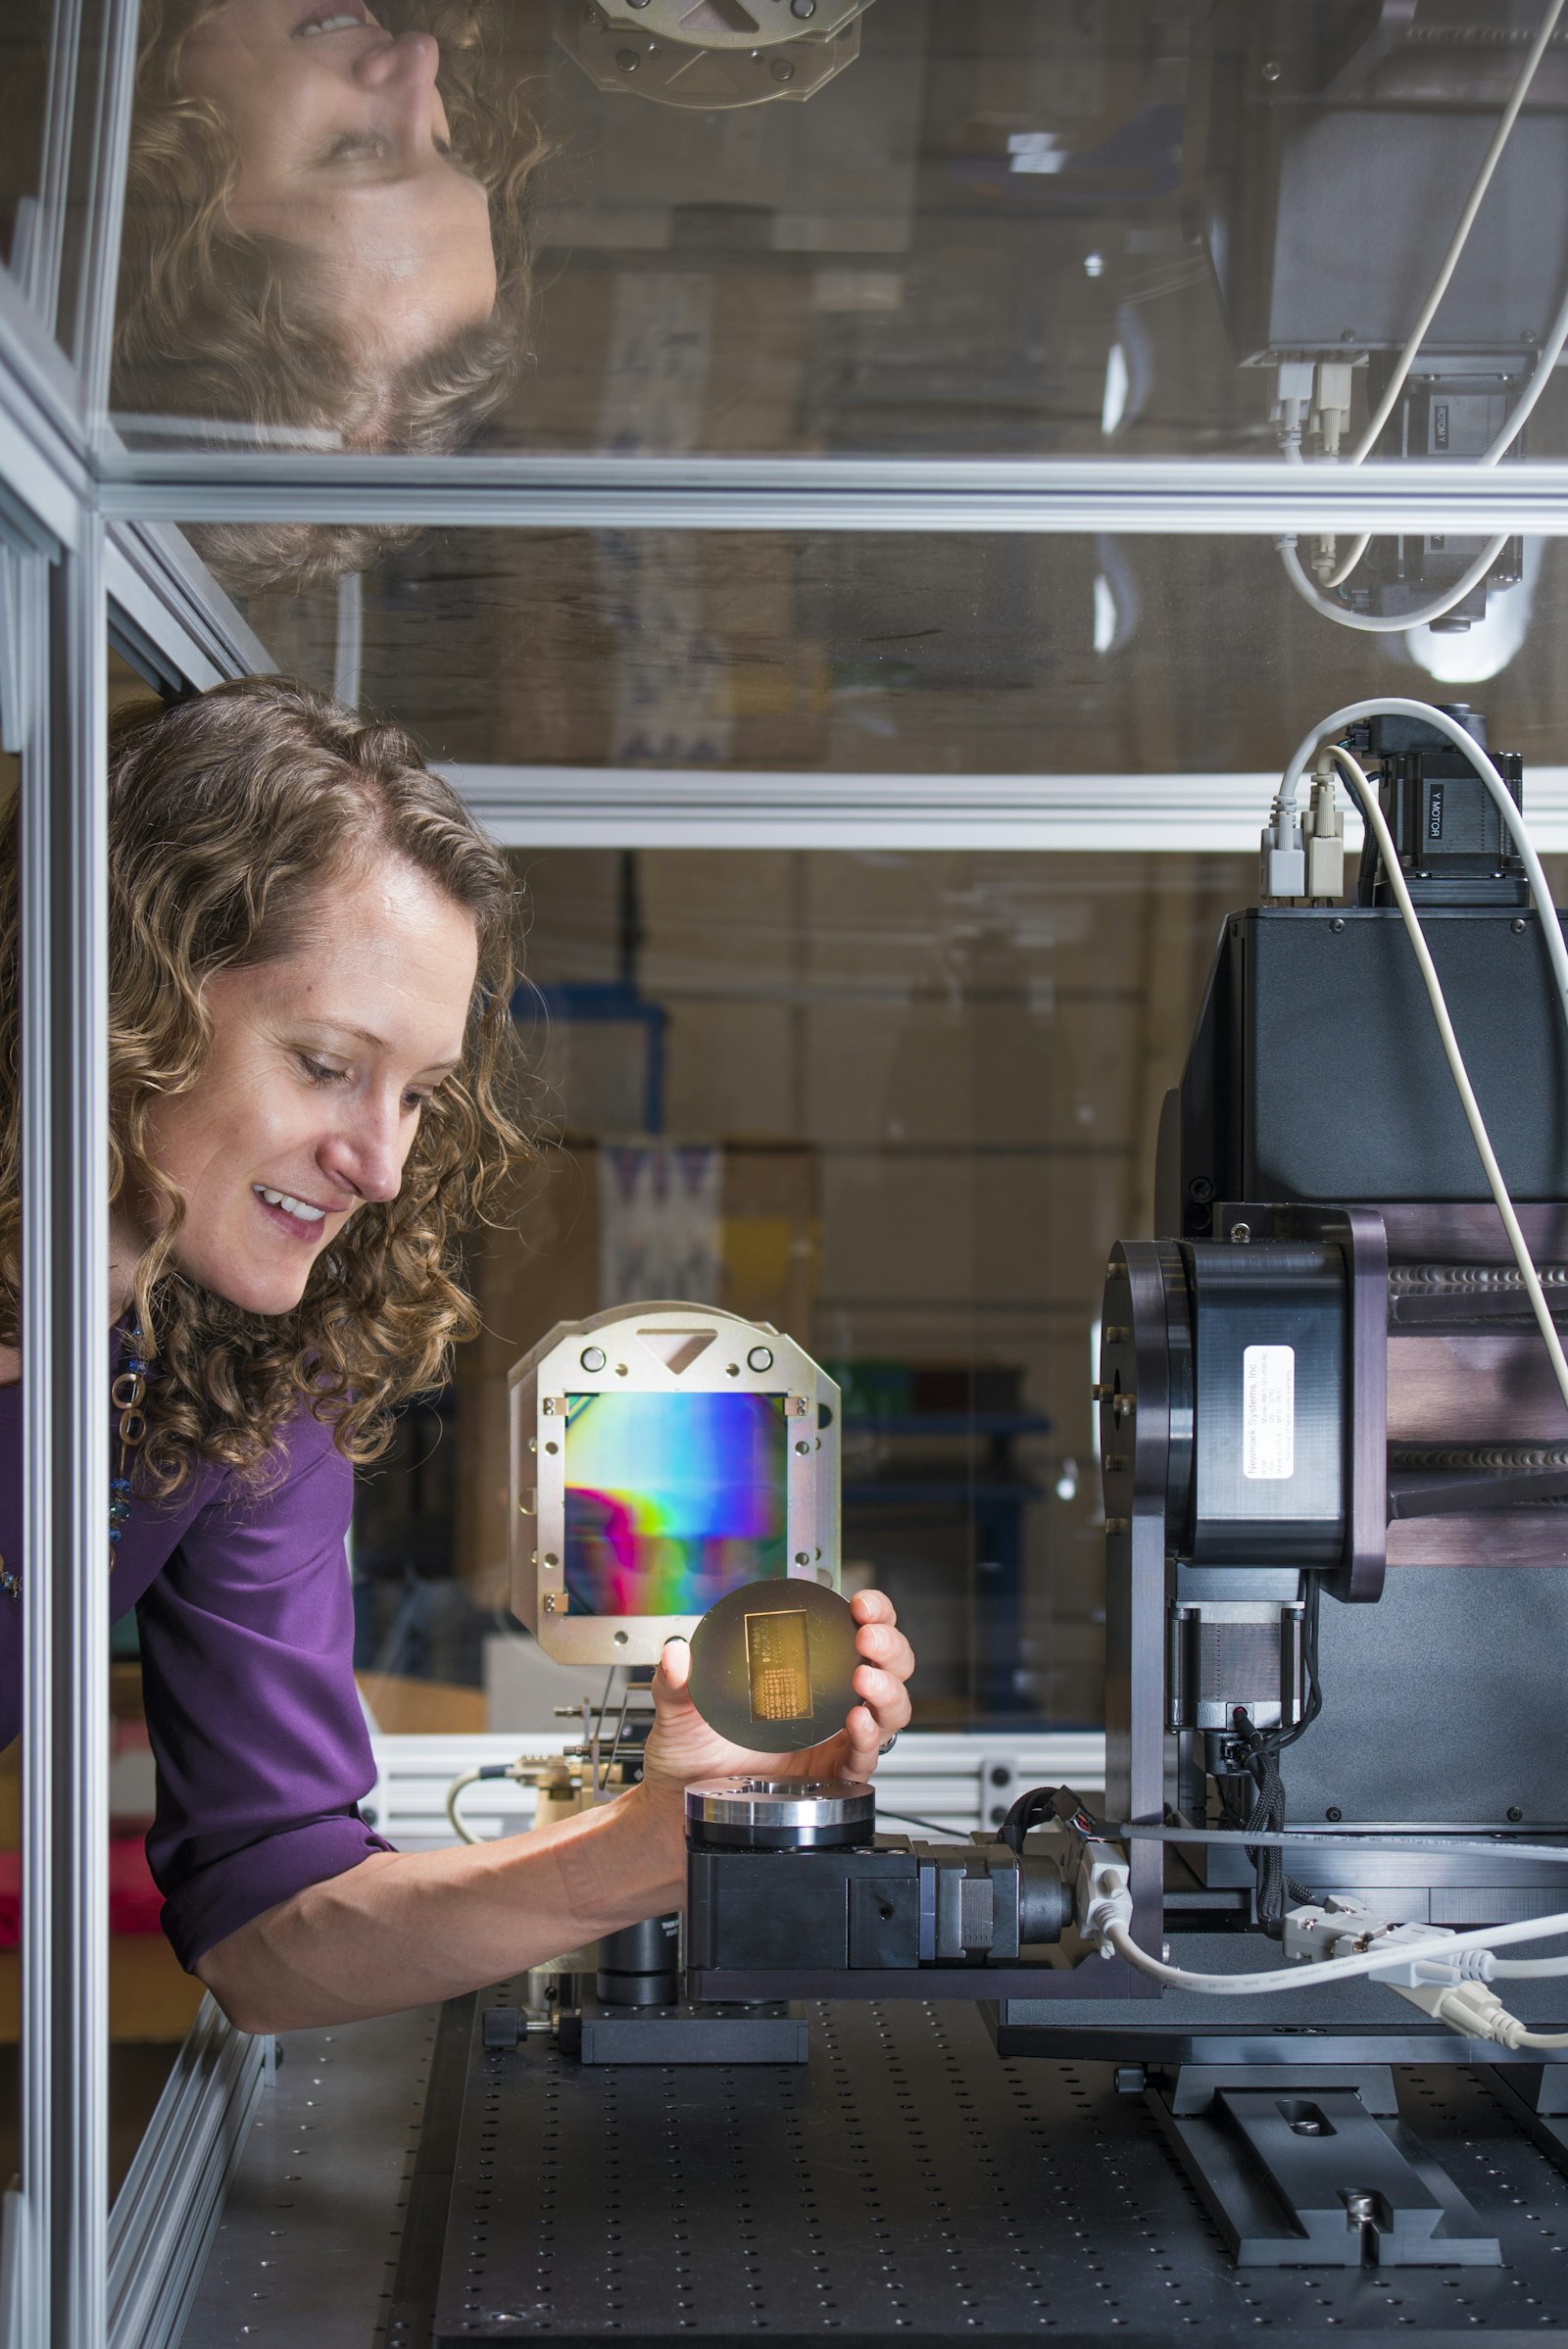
[1242,1344,1295,1481]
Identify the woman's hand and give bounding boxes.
[641,1589,914,1802]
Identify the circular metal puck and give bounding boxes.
[687,1576,860,1753]
[684,1775,876,1850]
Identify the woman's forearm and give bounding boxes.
[193,1781,688,2033]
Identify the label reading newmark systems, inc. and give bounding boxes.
[1242,1345,1295,1480]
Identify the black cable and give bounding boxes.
[1224,1711,1292,1934]
[1276,1576,1323,1753]
[876,1807,973,1840]
[1227,1586,1325,1934]
[997,1784,1070,1855]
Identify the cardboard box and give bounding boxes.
[455,1138,819,1600]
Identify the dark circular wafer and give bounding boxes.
[686,1578,860,1753]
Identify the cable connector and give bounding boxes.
[1280,1896,1454,1983]
[1271,358,1315,453]
[1388,1977,1526,2045]
[1074,1840,1133,1955]
[1300,767,1345,903]
[1260,805,1305,901]
[1412,1945,1501,1985]
[1311,360,1356,461]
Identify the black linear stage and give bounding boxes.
[418,1986,1568,2346]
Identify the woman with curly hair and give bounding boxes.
[115,0,548,592]
[0,679,913,2030]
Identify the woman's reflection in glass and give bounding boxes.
[115,2,545,591]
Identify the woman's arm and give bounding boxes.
[195,1592,914,2032]
[195,1777,686,2032]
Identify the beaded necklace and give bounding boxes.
[0,1328,148,1601]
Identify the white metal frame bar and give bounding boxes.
[93,452,1568,534]
[105,1997,268,2349]
[71,0,139,424]
[19,0,86,338]
[447,761,1568,855]
[368,1731,1108,1851]
[0,13,282,2338]
[21,525,109,2349]
[104,522,273,693]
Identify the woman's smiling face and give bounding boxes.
[125,853,480,1317]
[179,0,498,369]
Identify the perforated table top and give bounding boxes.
[428,1988,1568,2346]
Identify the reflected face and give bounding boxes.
[130,856,479,1318]
[181,0,498,367]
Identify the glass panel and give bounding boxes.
[228,528,1568,770]
[111,1,1568,489]
[177,518,1555,1736]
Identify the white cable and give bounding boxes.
[1103,1909,1568,1995]
[1282,0,1566,620]
[1278,530,1512,632]
[1389,1977,1568,2047]
[1289,259,1568,619]
[1321,739,1568,1421]
[446,1768,486,1845]
[1490,1955,1568,1978]
[1352,0,1566,465]
[1311,247,1568,598]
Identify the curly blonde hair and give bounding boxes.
[0,676,531,1493]
[115,0,550,593]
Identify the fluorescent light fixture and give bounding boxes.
[1093,573,1117,654]
[1101,341,1130,437]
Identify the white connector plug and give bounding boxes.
[1280,1896,1455,1983]
[1311,360,1356,462]
[1271,358,1315,453]
[1300,768,1345,902]
[1389,1976,1543,2048]
[1260,807,1305,901]
[1074,1841,1133,1956]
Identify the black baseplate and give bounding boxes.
[424,1984,1568,2344]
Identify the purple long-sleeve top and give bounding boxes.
[0,1364,392,1971]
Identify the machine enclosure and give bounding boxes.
[1166,906,1568,1225]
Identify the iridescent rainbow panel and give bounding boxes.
[563,1391,790,1617]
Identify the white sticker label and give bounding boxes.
[1243,1345,1296,1481]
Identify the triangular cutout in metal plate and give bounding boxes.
[635,1328,718,1376]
